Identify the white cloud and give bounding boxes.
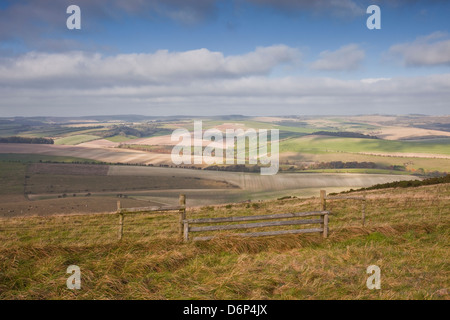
[0,45,300,87]
[311,44,365,71]
[389,32,450,66]
[1,72,449,116]
[360,78,391,84]
[0,46,449,116]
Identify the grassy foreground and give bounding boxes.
[0,184,449,300]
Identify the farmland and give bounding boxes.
[1,115,450,206]
[1,114,450,215]
[279,136,450,156]
[0,114,449,300]
[1,115,449,173]
[54,135,102,145]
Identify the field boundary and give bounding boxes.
[183,210,331,241]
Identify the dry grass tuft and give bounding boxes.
[0,183,449,299]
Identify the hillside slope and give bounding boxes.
[0,183,449,299]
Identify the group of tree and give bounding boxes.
[204,164,262,172]
[309,161,378,169]
[311,131,379,139]
[0,136,54,144]
[99,124,170,138]
[342,174,450,193]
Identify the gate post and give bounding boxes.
[117,200,124,240]
[320,190,326,211]
[179,194,186,239]
[320,190,328,238]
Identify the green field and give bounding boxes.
[281,152,450,173]
[20,127,94,138]
[54,135,102,145]
[105,135,138,142]
[280,136,450,155]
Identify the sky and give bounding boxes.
[0,0,449,117]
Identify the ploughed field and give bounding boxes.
[1,161,419,217]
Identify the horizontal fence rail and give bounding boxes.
[183,210,331,242]
[118,205,183,213]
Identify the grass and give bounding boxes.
[19,127,93,138]
[119,144,173,153]
[54,135,101,145]
[280,136,450,155]
[281,152,450,173]
[0,183,448,299]
[0,162,25,195]
[105,135,138,142]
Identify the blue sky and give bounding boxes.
[0,0,449,116]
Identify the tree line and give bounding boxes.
[311,131,379,139]
[341,174,450,193]
[0,136,54,144]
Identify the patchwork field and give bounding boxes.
[2,115,450,175]
[1,114,449,215]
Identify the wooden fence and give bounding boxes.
[319,190,367,226]
[182,210,331,242]
[116,194,186,240]
[115,190,365,241]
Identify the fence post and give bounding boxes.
[319,190,327,237]
[323,213,329,238]
[117,200,124,241]
[362,194,366,226]
[320,190,326,211]
[179,194,186,239]
[183,221,189,242]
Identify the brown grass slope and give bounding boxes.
[0,183,449,300]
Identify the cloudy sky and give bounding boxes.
[0,0,449,116]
